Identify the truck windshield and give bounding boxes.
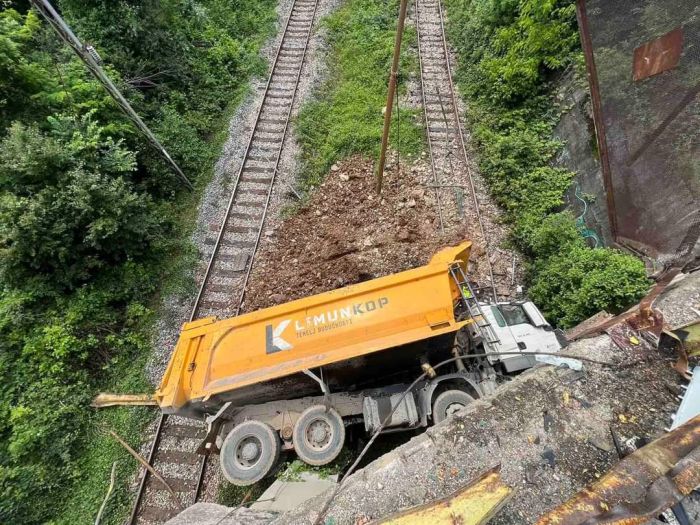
[491,305,531,327]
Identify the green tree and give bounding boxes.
[0,116,164,290]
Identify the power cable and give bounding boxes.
[30,0,194,191]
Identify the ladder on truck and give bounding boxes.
[449,263,500,345]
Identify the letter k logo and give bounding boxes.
[265,320,293,354]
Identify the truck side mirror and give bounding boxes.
[522,302,547,328]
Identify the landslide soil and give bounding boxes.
[243,155,476,311]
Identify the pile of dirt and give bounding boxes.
[243,155,476,312]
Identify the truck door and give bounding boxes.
[490,304,540,372]
[483,305,518,361]
[520,302,561,355]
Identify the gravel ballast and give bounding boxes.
[139,0,341,506]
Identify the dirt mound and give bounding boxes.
[243,156,473,311]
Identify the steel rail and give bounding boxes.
[414,0,446,235]
[189,0,314,322]
[188,3,321,501]
[128,413,167,525]
[435,0,497,302]
[234,0,321,316]
[128,0,319,521]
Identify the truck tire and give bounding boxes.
[432,390,474,424]
[220,420,280,486]
[292,405,345,466]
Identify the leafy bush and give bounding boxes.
[0,118,164,289]
[443,0,649,327]
[529,242,650,327]
[296,0,422,189]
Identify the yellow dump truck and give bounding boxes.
[156,241,561,485]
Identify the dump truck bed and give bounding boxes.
[155,242,472,415]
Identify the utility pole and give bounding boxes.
[375,0,409,194]
[30,0,194,191]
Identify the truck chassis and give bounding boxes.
[203,335,497,485]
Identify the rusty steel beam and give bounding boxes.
[566,268,681,342]
[374,466,512,525]
[575,0,618,240]
[536,414,700,525]
[626,83,700,167]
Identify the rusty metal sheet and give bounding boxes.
[373,466,512,525]
[535,414,700,525]
[660,318,700,380]
[579,0,699,260]
[566,268,679,342]
[633,27,683,81]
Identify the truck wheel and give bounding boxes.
[292,405,345,466]
[220,420,280,486]
[432,390,474,424]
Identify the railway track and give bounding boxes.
[128,0,319,521]
[414,0,498,299]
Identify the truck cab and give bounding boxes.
[481,301,562,372]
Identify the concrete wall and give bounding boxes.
[553,69,613,248]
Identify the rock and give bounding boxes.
[397,230,410,241]
[270,293,285,303]
[406,199,416,208]
[264,229,274,237]
[165,503,274,525]
[339,173,350,181]
[542,448,556,468]
[587,436,613,453]
[315,210,322,216]
[472,244,486,257]
[363,237,373,247]
[331,164,340,172]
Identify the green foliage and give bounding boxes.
[519,212,649,327]
[444,0,649,327]
[296,0,422,190]
[446,0,577,104]
[0,1,277,522]
[0,117,164,290]
[0,9,51,126]
[277,448,352,481]
[529,239,650,328]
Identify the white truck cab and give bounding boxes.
[480,301,563,372]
